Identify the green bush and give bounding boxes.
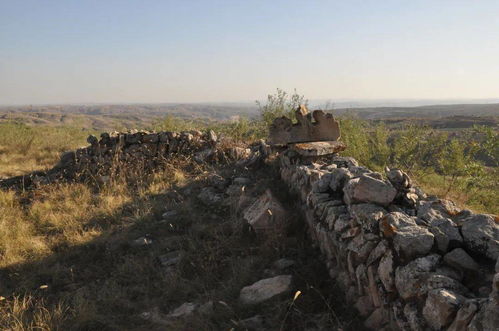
[256,88,308,129]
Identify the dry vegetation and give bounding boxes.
[0,149,361,330]
[0,123,92,178]
[0,92,497,329]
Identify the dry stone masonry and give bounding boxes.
[0,128,266,189]
[278,150,499,330]
[1,108,497,330]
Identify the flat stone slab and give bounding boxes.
[269,106,341,145]
[239,275,293,304]
[290,141,346,156]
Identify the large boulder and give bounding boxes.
[239,275,293,305]
[343,175,397,206]
[461,214,499,260]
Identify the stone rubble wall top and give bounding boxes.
[278,150,498,330]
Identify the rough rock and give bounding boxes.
[207,130,217,143]
[404,303,426,331]
[385,167,412,190]
[444,248,479,272]
[269,106,341,145]
[197,187,223,205]
[395,254,441,300]
[394,225,434,259]
[140,307,170,326]
[467,298,499,331]
[331,156,359,168]
[333,214,350,233]
[328,168,353,192]
[208,174,229,190]
[162,210,178,219]
[425,274,470,295]
[272,258,295,270]
[417,199,461,223]
[349,203,387,234]
[423,289,463,329]
[132,236,153,246]
[447,300,479,331]
[349,166,373,177]
[366,240,388,266]
[312,172,333,193]
[239,275,293,305]
[158,250,183,267]
[229,147,251,160]
[194,148,216,162]
[461,214,499,260]
[436,266,464,282]
[242,189,286,233]
[381,212,434,259]
[167,302,197,318]
[355,296,374,317]
[378,250,395,292]
[343,175,397,206]
[291,141,346,157]
[429,218,463,252]
[364,307,388,329]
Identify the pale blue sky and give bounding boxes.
[1,0,499,104]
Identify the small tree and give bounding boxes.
[439,139,469,196]
[256,88,308,128]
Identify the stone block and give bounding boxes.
[243,189,286,233]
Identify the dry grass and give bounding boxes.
[0,151,362,330]
[8,121,495,329]
[0,123,91,178]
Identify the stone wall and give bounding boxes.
[0,130,262,189]
[1,129,260,188]
[278,150,498,330]
[59,130,219,179]
[2,129,497,330]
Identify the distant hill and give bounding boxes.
[1,102,498,131]
[331,103,499,119]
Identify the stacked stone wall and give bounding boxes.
[63,130,219,176]
[1,129,257,189]
[278,150,498,330]
[1,129,497,330]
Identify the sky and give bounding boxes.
[1,0,499,105]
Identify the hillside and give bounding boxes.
[1,102,498,132]
[0,127,497,330]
